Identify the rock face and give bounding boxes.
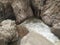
[0,20,19,45]
[12,0,33,24]
[41,0,60,26]
[18,18,60,45]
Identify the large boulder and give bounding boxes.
[18,18,60,45]
[0,2,5,22]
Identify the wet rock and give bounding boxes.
[0,20,19,45]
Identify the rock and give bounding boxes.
[0,2,5,22]
[0,2,16,22]
[0,0,13,3]
[16,25,29,38]
[18,18,60,45]
[12,0,33,24]
[0,39,7,45]
[51,23,60,38]
[30,0,46,18]
[4,2,16,20]
[55,41,60,45]
[0,20,19,45]
[41,0,60,26]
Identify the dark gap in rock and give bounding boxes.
[30,1,35,17]
[42,0,47,6]
[0,2,16,22]
[4,2,16,20]
[0,2,5,21]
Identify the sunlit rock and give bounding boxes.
[19,18,60,45]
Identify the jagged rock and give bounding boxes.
[51,23,60,38]
[16,25,29,38]
[18,18,60,45]
[41,0,60,26]
[0,20,19,45]
[0,2,5,22]
[12,0,33,24]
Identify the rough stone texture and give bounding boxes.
[0,39,6,45]
[0,0,13,3]
[19,18,60,45]
[12,0,33,24]
[0,2,16,22]
[16,25,29,38]
[51,23,60,38]
[40,0,60,38]
[30,0,46,18]
[0,20,19,45]
[0,0,33,24]
[41,0,60,26]
[0,2,5,22]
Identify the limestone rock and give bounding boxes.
[19,18,60,45]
